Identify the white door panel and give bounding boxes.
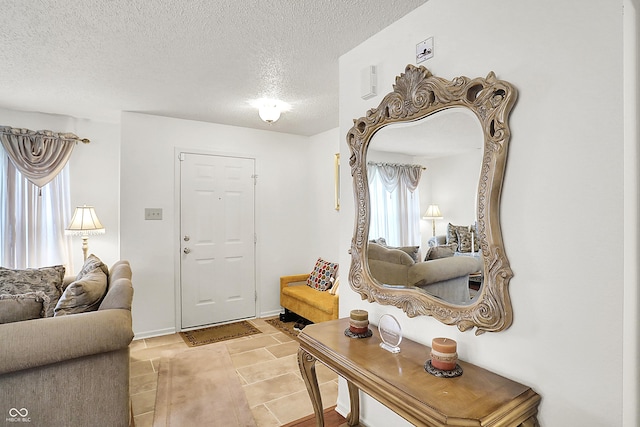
[180,153,255,329]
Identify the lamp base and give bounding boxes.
[81,235,89,261]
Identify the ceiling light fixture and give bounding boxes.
[259,102,281,123]
[252,98,290,124]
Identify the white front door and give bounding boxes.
[179,152,256,329]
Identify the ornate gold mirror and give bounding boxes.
[347,64,517,334]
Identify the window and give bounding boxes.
[0,148,73,268]
[368,162,423,247]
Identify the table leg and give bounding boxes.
[345,380,360,426]
[298,347,324,427]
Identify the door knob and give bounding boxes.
[183,248,191,254]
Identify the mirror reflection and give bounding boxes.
[366,109,484,305]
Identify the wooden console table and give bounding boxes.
[297,318,540,427]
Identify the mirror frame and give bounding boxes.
[347,64,517,334]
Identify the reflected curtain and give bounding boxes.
[0,126,80,269]
[368,162,423,247]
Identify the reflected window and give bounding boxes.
[367,162,423,246]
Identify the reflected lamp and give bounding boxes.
[423,204,443,237]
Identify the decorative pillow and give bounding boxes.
[424,243,457,261]
[0,265,65,317]
[369,239,419,262]
[395,246,420,262]
[76,254,109,280]
[306,258,339,291]
[446,223,466,247]
[54,267,108,316]
[456,227,480,253]
[0,291,50,324]
[369,237,387,246]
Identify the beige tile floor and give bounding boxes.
[129,317,339,427]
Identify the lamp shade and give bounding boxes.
[65,206,105,235]
[423,204,443,219]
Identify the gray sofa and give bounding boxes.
[0,260,134,427]
[368,242,480,304]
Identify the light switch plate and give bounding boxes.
[145,208,163,220]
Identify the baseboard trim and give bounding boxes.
[134,327,176,340]
[260,309,282,318]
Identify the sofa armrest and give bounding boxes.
[409,256,481,286]
[0,309,133,375]
[280,274,310,291]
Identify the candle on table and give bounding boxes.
[350,309,368,321]
[349,309,369,334]
[431,337,458,371]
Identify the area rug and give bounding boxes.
[265,317,300,340]
[153,344,256,427]
[179,320,261,347]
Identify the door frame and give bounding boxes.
[173,147,259,332]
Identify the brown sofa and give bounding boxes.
[0,260,134,427]
[280,274,339,323]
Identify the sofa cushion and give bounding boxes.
[281,285,336,315]
[370,239,420,262]
[55,267,108,316]
[396,246,420,262]
[306,258,338,291]
[76,254,109,281]
[0,291,50,324]
[446,223,464,248]
[456,227,479,253]
[424,243,457,261]
[0,265,65,317]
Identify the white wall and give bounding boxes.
[420,150,481,243]
[0,108,121,272]
[623,0,639,424]
[120,112,340,337]
[308,128,341,263]
[338,0,634,426]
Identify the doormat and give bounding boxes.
[264,317,301,340]
[179,320,261,347]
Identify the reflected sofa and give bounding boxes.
[367,242,480,304]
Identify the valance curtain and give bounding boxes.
[368,162,423,247]
[0,126,81,188]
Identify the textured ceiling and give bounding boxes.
[0,0,427,136]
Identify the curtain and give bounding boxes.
[0,126,79,188]
[0,126,80,269]
[368,162,423,247]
